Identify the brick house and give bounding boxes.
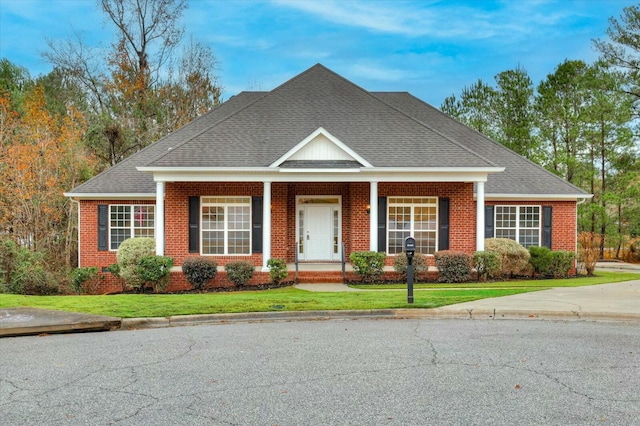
[66,64,589,292]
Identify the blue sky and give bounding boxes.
[0,0,630,106]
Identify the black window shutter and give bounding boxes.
[438,198,450,251]
[485,206,494,239]
[252,196,263,254]
[542,206,553,249]
[98,204,108,251]
[188,196,200,253]
[377,197,387,252]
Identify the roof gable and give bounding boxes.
[146,64,496,169]
[271,127,372,168]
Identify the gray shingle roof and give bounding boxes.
[372,92,587,196]
[68,64,587,197]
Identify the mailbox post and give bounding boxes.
[404,236,416,304]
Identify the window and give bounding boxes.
[109,205,155,250]
[495,205,540,248]
[201,197,251,255]
[388,197,438,255]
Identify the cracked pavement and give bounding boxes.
[1,318,639,425]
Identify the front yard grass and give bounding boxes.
[0,271,636,318]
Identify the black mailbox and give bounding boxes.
[404,236,416,304]
[404,236,416,256]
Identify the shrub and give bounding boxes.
[116,237,155,291]
[267,258,288,284]
[473,251,502,282]
[71,267,99,294]
[578,232,600,275]
[182,257,218,290]
[528,246,552,277]
[226,260,255,286]
[3,246,59,295]
[136,255,173,292]
[548,251,575,278]
[0,236,19,286]
[349,251,386,283]
[106,263,121,277]
[484,238,530,277]
[393,252,429,279]
[434,251,472,283]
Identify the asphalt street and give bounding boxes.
[1,318,639,425]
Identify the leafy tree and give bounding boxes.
[593,5,640,102]
[535,59,590,184]
[441,79,497,139]
[43,0,221,167]
[492,65,538,160]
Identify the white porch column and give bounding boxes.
[155,181,165,256]
[476,181,485,252]
[262,181,272,272]
[369,181,378,251]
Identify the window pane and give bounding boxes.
[110,206,130,227]
[202,206,224,230]
[202,231,224,254]
[519,206,540,229]
[228,231,250,254]
[519,229,539,248]
[415,231,436,255]
[110,229,130,250]
[388,231,409,255]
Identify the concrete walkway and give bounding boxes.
[2,262,639,337]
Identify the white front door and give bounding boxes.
[304,205,333,260]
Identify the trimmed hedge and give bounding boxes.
[267,258,288,284]
[392,252,429,279]
[116,237,156,291]
[226,260,255,286]
[136,255,173,292]
[350,251,386,283]
[473,251,501,281]
[528,246,552,277]
[182,257,218,290]
[548,251,575,278]
[434,250,472,283]
[484,238,530,277]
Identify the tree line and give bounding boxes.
[441,5,640,259]
[1,1,639,285]
[0,0,221,277]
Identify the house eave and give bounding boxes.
[64,192,156,200]
[483,193,593,201]
[137,166,505,183]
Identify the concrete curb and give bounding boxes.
[119,308,640,330]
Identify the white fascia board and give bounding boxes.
[147,168,497,183]
[269,127,373,168]
[64,193,156,200]
[360,167,505,174]
[483,193,593,201]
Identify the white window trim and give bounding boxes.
[387,197,439,255]
[200,196,252,256]
[494,205,542,247]
[108,204,155,251]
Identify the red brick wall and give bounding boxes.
[164,182,263,266]
[78,184,577,293]
[485,200,577,252]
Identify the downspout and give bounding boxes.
[69,197,81,268]
[575,197,588,260]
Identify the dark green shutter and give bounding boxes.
[188,196,200,253]
[98,204,108,251]
[542,206,553,249]
[485,206,494,239]
[252,196,263,253]
[438,198,450,250]
[377,197,387,252]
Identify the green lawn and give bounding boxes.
[350,271,640,289]
[0,272,636,318]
